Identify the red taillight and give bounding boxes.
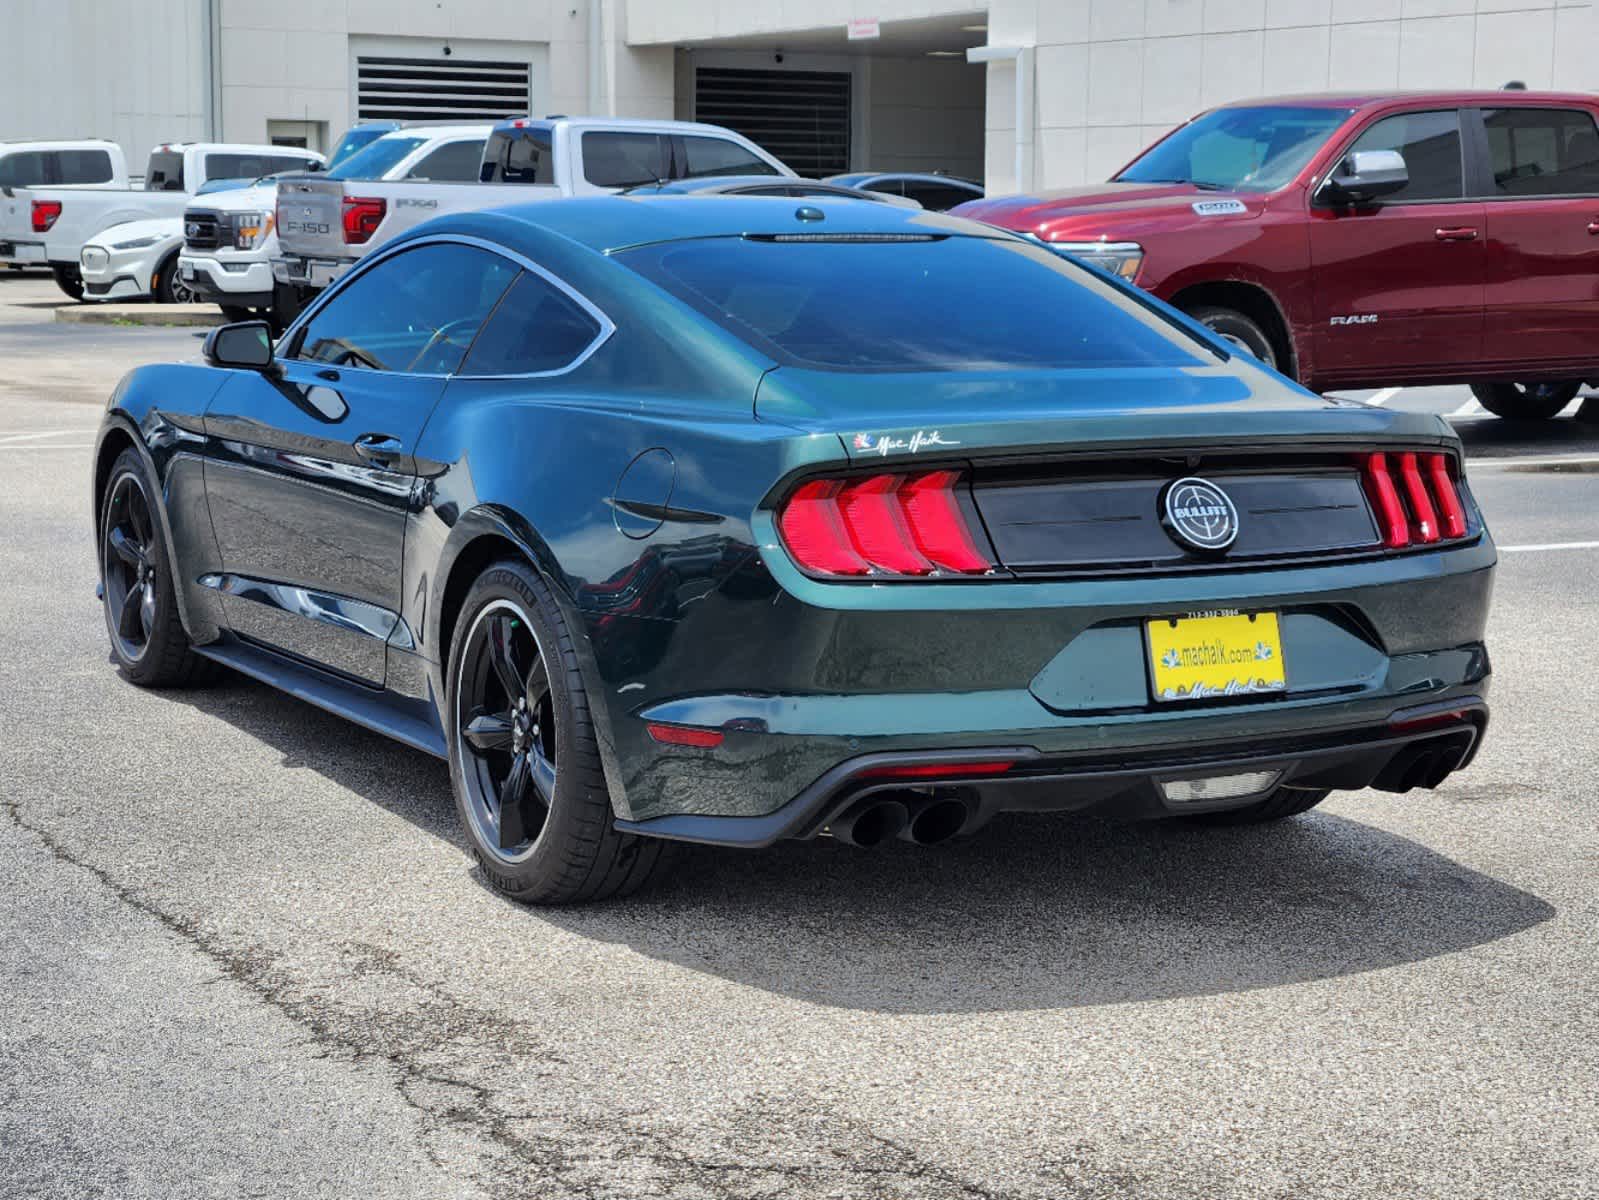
[836,474,935,575]
[778,480,871,576]
[646,723,724,748]
[1396,452,1439,543]
[777,469,995,579]
[1363,453,1410,548]
[31,200,61,232]
[341,195,386,244]
[859,761,1017,780]
[1363,450,1469,550]
[1425,453,1467,538]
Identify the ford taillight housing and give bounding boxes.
[1362,451,1469,549]
[31,199,62,232]
[341,195,385,244]
[777,469,995,578]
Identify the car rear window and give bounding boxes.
[618,234,1207,372]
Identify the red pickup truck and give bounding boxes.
[955,91,1599,419]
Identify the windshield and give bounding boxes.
[1117,106,1354,192]
[326,136,427,181]
[327,126,393,171]
[618,234,1206,372]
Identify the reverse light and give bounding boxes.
[777,469,995,579]
[1047,239,1145,282]
[341,195,385,244]
[1362,450,1470,550]
[31,199,62,232]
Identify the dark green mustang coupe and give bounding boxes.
[92,197,1494,903]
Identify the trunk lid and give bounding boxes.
[275,177,347,258]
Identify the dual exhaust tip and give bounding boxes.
[830,794,970,848]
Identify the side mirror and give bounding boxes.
[203,320,278,374]
[1322,149,1409,204]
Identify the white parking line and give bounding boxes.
[0,429,99,445]
[1470,454,1599,469]
[0,443,93,451]
[1368,386,1402,406]
[1449,397,1486,418]
[1500,541,1599,553]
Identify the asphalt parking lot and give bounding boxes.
[2,268,1596,1199]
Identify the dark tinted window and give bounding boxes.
[204,152,317,182]
[145,152,185,191]
[1118,105,1353,192]
[405,138,487,181]
[43,149,114,184]
[480,129,555,183]
[582,132,669,187]
[0,151,45,187]
[293,243,518,374]
[1346,110,1463,202]
[1484,107,1599,196]
[679,135,778,179]
[459,271,603,375]
[899,182,981,211]
[620,235,1203,372]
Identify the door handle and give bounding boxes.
[316,368,341,382]
[1434,226,1479,242]
[352,433,403,466]
[1587,220,1599,236]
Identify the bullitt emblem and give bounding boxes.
[1162,477,1239,553]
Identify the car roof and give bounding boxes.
[627,176,869,195]
[826,171,982,188]
[1218,90,1599,110]
[371,124,493,141]
[426,194,989,255]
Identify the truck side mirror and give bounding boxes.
[204,321,278,374]
[1322,149,1409,205]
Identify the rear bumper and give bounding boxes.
[0,239,47,264]
[272,254,350,290]
[615,697,1489,847]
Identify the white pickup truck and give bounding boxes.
[0,142,324,298]
[181,124,492,328]
[0,140,129,268]
[274,116,791,291]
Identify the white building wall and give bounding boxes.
[986,0,1599,194]
[1,0,207,165]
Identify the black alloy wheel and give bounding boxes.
[447,560,676,903]
[154,254,195,304]
[1469,380,1582,420]
[455,598,560,858]
[98,449,212,686]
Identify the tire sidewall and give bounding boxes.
[1471,381,1580,420]
[445,561,608,895]
[1191,307,1276,370]
[100,449,179,683]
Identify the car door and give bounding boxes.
[1306,108,1486,382]
[201,240,518,685]
[1474,104,1599,372]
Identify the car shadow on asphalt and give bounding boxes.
[170,673,1554,1016]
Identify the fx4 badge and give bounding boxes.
[852,430,960,456]
[1330,314,1379,326]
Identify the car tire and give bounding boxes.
[1469,381,1581,420]
[99,449,215,687]
[1184,785,1330,826]
[51,264,84,301]
[1186,305,1278,370]
[152,254,194,304]
[446,558,677,904]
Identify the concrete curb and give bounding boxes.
[56,303,223,328]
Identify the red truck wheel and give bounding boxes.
[1187,306,1277,371]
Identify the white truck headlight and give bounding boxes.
[1047,240,1145,283]
[111,233,166,251]
[233,212,273,250]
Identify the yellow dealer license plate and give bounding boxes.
[1146,611,1287,703]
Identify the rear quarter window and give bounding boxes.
[582,132,669,188]
[618,235,1207,372]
